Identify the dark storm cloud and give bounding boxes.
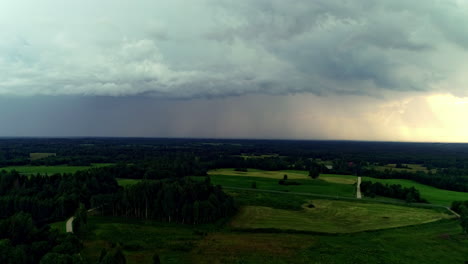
[0,0,467,98]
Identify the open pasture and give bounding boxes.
[231,200,453,233]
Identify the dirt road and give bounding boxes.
[356,176,362,199]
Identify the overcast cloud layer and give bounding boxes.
[1,0,468,98]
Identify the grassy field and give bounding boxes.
[117,178,142,187]
[192,220,468,264]
[225,189,310,210]
[208,168,311,180]
[0,163,112,175]
[50,220,67,233]
[208,175,355,197]
[362,177,468,206]
[82,215,468,264]
[207,169,356,197]
[231,200,452,233]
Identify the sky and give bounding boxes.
[1,0,468,142]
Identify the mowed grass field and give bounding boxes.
[231,200,452,233]
[362,177,468,206]
[207,169,356,197]
[0,163,113,175]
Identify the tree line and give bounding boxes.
[360,181,427,203]
[91,177,237,224]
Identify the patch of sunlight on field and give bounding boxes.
[231,200,453,233]
[320,174,357,184]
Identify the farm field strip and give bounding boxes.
[208,168,311,180]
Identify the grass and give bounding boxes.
[50,220,67,233]
[230,200,453,233]
[207,175,355,197]
[320,174,357,184]
[192,220,468,264]
[208,168,310,180]
[362,177,468,206]
[207,169,355,197]
[0,163,113,175]
[117,178,142,187]
[225,189,310,210]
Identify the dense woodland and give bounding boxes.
[92,178,236,224]
[0,169,119,223]
[3,138,468,168]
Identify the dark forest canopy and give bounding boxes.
[0,169,119,223]
[2,138,468,168]
[92,178,237,224]
[360,181,427,203]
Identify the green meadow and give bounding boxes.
[82,215,468,264]
[231,200,453,233]
[207,169,355,197]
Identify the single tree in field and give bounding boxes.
[309,168,319,179]
[283,174,288,180]
[460,205,468,234]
